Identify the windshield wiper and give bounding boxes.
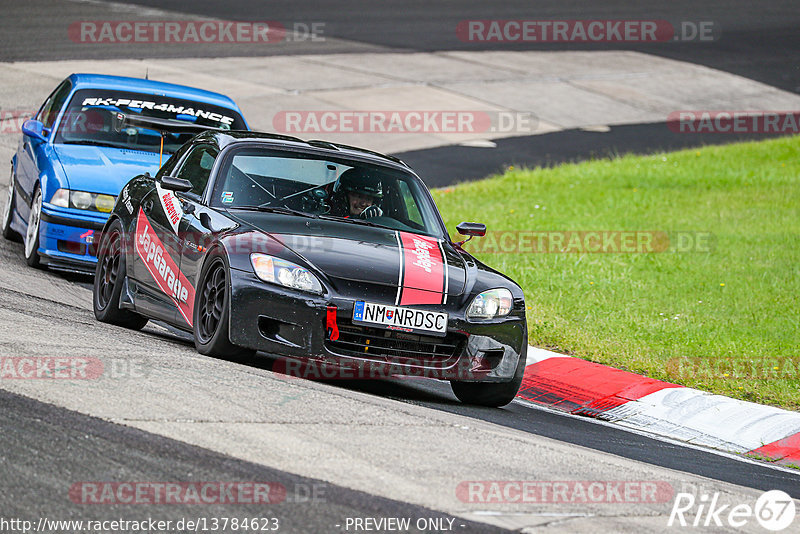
[62,140,126,149]
[232,205,318,219]
[317,214,381,228]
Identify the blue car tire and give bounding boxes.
[24,187,42,268]
[1,168,20,242]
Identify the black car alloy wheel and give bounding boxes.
[193,255,254,358]
[92,221,148,330]
[197,260,226,344]
[96,230,122,310]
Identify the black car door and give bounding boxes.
[131,180,190,325]
[170,143,223,330]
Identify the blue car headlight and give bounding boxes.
[50,188,70,207]
[250,253,323,294]
[467,288,513,319]
[50,188,116,213]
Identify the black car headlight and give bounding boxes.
[467,288,513,319]
[250,253,323,294]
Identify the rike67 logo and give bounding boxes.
[668,490,796,531]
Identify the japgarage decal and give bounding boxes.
[135,209,195,325]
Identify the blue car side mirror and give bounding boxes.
[21,119,48,142]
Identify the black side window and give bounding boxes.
[175,144,219,198]
[37,80,72,130]
[156,142,192,179]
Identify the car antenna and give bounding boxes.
[145,68,149,80]
[113,112,219,168]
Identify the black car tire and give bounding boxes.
[193,252,255,358]
[2,168,21,242]
[93,219,149,330]
[24,187,43,267]
[450,348,527,407]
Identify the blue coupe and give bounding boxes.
[1,73,248,272]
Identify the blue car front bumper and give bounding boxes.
[39,204,108,272]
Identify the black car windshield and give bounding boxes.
[54,89,247,154]
[214,146,443,236]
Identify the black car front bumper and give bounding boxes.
[227,270,526,382]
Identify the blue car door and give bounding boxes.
[16,80,72,221]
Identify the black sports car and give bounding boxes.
[93,130,527,406]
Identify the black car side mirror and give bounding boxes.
[161,175,193,193]
[455,221,487,246]
[456,222,487,237]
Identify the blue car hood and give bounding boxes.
[53,144,162,195]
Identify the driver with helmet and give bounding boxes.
[331,167,384,218]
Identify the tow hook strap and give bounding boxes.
[326,306,340,341]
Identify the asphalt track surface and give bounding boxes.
[3,0,798,93]
[1,263,798,499]
[397,122,798,188]
[1,1,799,531]
[0,390,506,534]
[1,0,799,182]
[328,379,800,499]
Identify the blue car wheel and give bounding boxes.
[24,187,42,267]
[1,168,20,242]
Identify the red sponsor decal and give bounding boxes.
[398,232,445,306]
[161,190,181,229]
[135,209,195,325]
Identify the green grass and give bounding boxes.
[431,136,800,410]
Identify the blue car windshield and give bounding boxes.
[214,146,443,237]
[54,89,246,154]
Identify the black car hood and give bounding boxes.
[228,211,467,298]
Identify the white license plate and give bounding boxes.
[353,301,447,336]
